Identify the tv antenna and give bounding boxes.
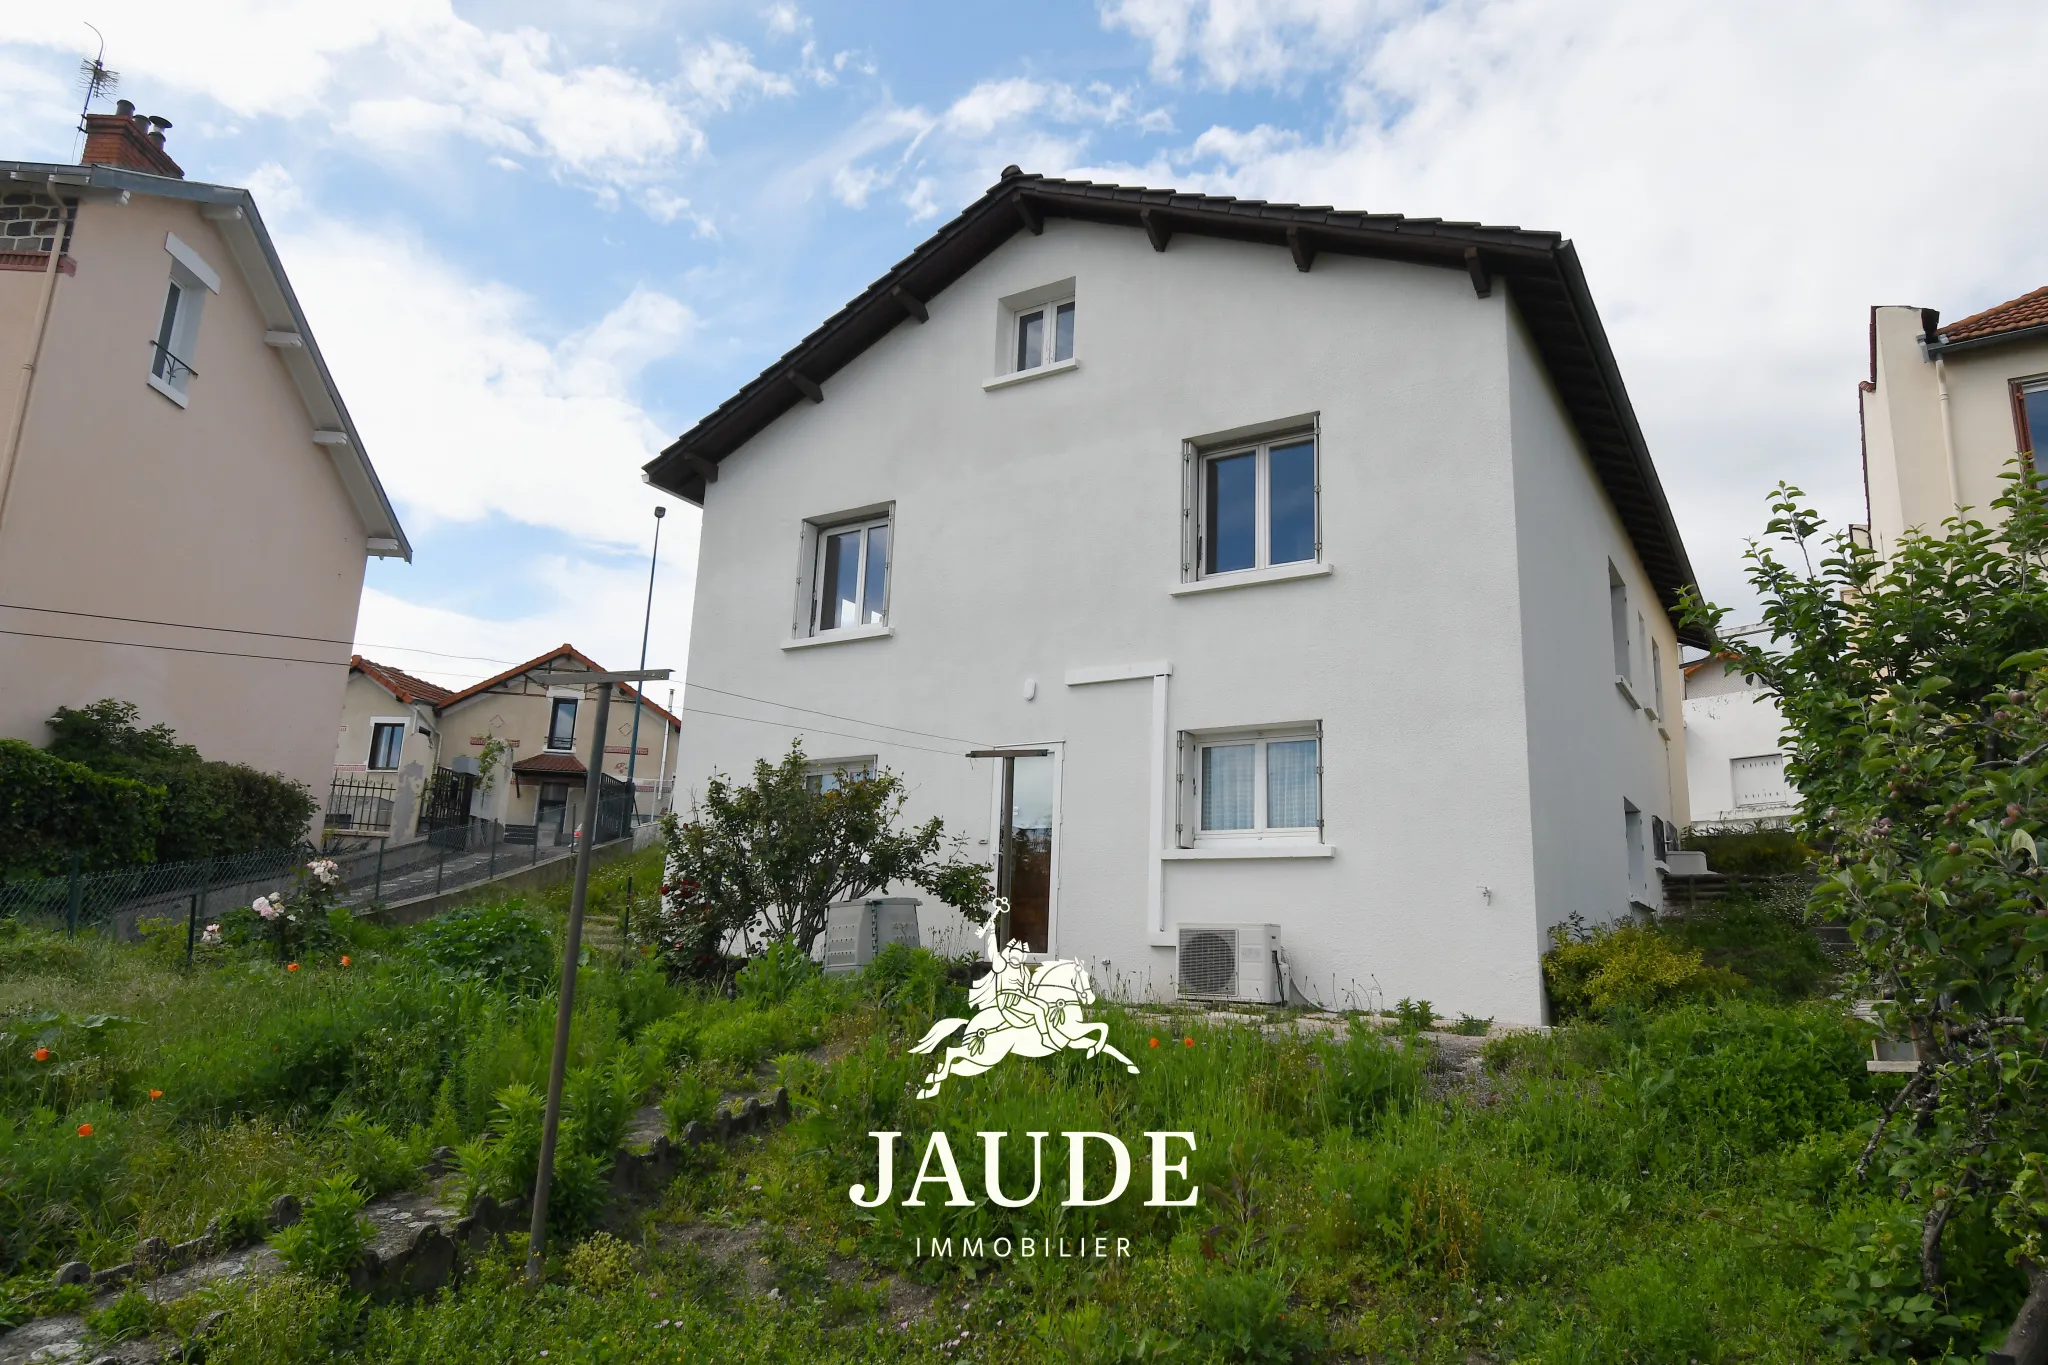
[76,23,119,133]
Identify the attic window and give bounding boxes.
[146,233,219,407]
[987,278,1078,389]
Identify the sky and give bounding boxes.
[4,0,2046,690]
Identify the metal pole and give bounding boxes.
[435,846,445,897]
[489,823,497,879]
[625,506,665,825]
[526,680,614,1285]
[184,891,198,969]
[65,854,80,937]
[373,841,385,903]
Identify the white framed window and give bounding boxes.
[366,719,406,771]
[146,233,219,407]
[804,755,875,795]
[1650,639,1665,717]
[1623,799,1645,890]
[546,697,578,751]
[1193,434,1319,578]
[1732,754,1792,809]
[1608,562,1631,685]
[809,514,890,635]
[1181,725,1322,845]
[1013,297,1074,373]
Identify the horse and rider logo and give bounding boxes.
[908,901,1141,1098]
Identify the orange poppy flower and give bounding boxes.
[286,962,300,972]
[1183,1036,1195,1048]
[149,1089,164,1101]
[76,1123,93,1137]
[32,1047,50,1062]
[339,955,351,967]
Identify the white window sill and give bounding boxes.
[1163,844,1334,861]
[1614,675,1641,709]
[781,623,894,651]
[146,373,189,408]
[1171,561,1332,597]
[983,358,1079,392]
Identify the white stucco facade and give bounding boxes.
[1682,659,1795,827]
[667,210,1689,1025]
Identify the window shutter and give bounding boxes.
[1175,731,1193,847]
[1312,435,1323,561]
[1314,719,1325,841]
[1181,441,1196,579]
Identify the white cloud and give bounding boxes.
[1087,0,2048,615]
[259,194,694,548]
[683,37,795,111]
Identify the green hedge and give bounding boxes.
[0,740,164,877]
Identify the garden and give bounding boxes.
[7,473,2048,1363]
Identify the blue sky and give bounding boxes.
[5,0,2047,690]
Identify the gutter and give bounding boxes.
[1925,321,2048,358]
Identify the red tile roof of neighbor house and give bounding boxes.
[511,751,587,775]
[1943,286,2048,344]
[438,644,682,729]
[351,655,455,706]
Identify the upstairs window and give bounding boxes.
[812,515,890,634]
[2018,377,2048,465]
[1015,298,1075,373]
[547,698,578,751]
[147,233,219,407]
[367,721,404,771]
[805,756,876,795]
[1199,435,1318,577]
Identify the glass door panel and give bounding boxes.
[997,753,1055,953]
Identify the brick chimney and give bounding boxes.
[80,99,184,179]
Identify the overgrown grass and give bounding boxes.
[6,864,2020,1362]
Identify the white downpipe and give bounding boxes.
[1148,670,1170,945]
[1935,355,1963,515]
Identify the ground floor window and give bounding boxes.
[1182,726,1321,845]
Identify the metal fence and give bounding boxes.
[326,774,397,834]
[2,781,647,939]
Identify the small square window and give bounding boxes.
[367,722,404,771]
[810,514,890,635]
[1196,435,1318,577]
[547,698,578,750]
[1186,727,1321,844]
[1011,297,1074,374]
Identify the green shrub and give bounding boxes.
[1180,1266,1323,1363]
[270,1174,372,1280]
[43,700,314,863]
[1683,825,1813,876]
[858,943,965,1022]
[564,1054,645,1158]
[0,739,164,876]
[660,1070,719,1139]
[83,1286,165,1342]
[563,1230,638,1295]
[735,938,820,1005]
[1543,916,1746,1020]
[411,905,554,992]
[1658,887,1834,1001]
[697,1006,816,1071]
[329,1113,419,1196]
[1322,1031,1424,1132]
[455,1084,608,1237]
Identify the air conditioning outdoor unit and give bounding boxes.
[1176,923,1283,1004]
[823,897,921,976]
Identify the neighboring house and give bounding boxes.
[1682,652,1796,827]
[644,170,1703,1024]
[1860,287,2048,556]
[0,104,408,824]
[352,645,684,849]
[328,657,452,842]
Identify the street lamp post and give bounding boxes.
[625,506,665,826]
[522,666,669,1287]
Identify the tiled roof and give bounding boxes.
[351,655,454,706]
[511,751,586,775]
[437,643,682,729]
[643,169,1707,648]
[1943,286,2048,344]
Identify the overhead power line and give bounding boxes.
[0,627,345,667]
[684,680,988,748]
[681,704,972,760]
[0,601,351,645]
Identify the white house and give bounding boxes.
[644,172,1702,1024]
[1682,654,1795,827]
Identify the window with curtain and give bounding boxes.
[1192,728,1321,842]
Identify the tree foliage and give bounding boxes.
[657,743,993,961]
[1682,471,2048,1316]
[44,700,315,862]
